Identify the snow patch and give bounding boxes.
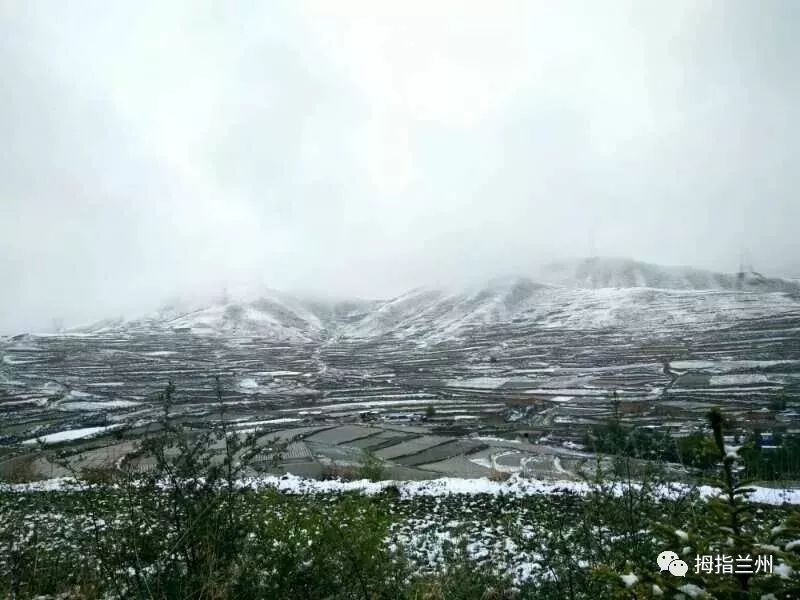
[60,400,141,411]
[446,377,508,389]
[22,425,122,445]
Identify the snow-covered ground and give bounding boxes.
[446,377,509,389]
[5,473,800,506]
[21,425,122,445]
[3,261,800,485]
[59,400,141,411]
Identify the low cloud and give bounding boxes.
[3,1,799,332]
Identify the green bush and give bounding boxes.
[739,432,800,481]
[357,450,386,482]
[677,432,721,470]
[584,421,680,462]
[3,384,800,599]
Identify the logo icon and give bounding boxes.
[657,550,687,577]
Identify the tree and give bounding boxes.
[655,408,800,597]
[678,433,721,470]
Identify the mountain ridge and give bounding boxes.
[66,258,800,341]
[535,257,800,292]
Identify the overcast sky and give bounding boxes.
[3,0,800,333]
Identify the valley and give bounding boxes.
[3,260,800,483]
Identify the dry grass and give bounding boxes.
[0,455,40,483]
[79,466,121,484]
[487,469,512,482]
[320,462,362,481]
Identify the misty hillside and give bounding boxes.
[536,257,800,292]
[344,279,800,343]
[68,290,381,343]
[64,258,800,343]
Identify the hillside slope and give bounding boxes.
[537,257,800,292]
[69,259,800,342]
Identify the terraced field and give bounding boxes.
[2,282,800,480]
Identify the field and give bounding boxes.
[2,285,800,482]
[3,283,800,597]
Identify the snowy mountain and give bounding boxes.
[338,261,800,341]
[71,290,318,342]
[342,277,554,340]
[342,280,800,342]
[536,257,800,292]
[70,259,800,342]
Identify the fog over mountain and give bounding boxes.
[3,1,800,333]
[57,257,798,345]
[534,258,800,292]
